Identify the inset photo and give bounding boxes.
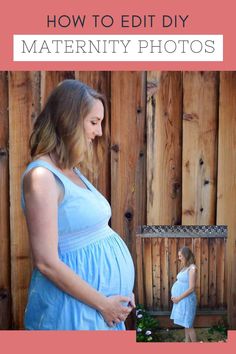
[136,225,228,342]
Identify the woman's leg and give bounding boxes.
[188,328,197,342]
[184,328,191,342]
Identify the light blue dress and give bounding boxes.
[21,160,135,330]
[170,265,197,328]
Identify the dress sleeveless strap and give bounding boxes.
[73,168,95,192]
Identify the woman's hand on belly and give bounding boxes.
[128,293,136,308]
[98,295,133,327]
[171,296,181,304]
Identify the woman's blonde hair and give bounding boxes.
[179,246,196,267]
[30,79,109,171]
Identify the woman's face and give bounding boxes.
[178,251,186,266]
[83,99,104,144]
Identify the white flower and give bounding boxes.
[137,314,143,318]
[147,336,153,341]
[136,309,143,315]
[145,330,152,335]
[137,327,142,333]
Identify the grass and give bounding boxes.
[155,327,227,342]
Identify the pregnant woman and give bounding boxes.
[170,246,197,342]
[21,79,135,330]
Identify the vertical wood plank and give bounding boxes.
[143,238,153,310]
[75,71,111,199]
[168,238,178,309]
[217,72,236,328]
[136,236,144,304]
[182,72,218,224]
[147,72,182,225]
[224,239,227,308]
[152,238,161,309]
[9,72,40,329]
[40,71,75,107]
[200,238,209,308]
[177,238,185,273]
[0,72,11,329]
[110,72,146,261]
[216,238,225,308]
[184,237,193,248]
[193,237,201,304]
[160,238,169,310]
[208,238,217,308]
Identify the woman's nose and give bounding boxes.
[96,123,103,136]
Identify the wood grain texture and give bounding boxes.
[168,238,178,309]
[2,70,235,328]
[143,238,153,309]
[138,232,226,313]
[160,238,169,310]
[9,72,40,329]
[216,238,225,308]
[224,239,227,309]
[151,312,227,328]
[208,238,217,308]
[152,238,161,309]
[193,238,201,304]
[75,71,111,199]
[200,238,209,308]
[217,72,236,328]
[110,72,146,261]
[136,236,144,304]
[182,72,218,224]
[147,72,182,225]
[40,71,75,108]
[0,72,11,329]
[177,238,185,273]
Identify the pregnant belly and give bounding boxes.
[61,232,135,299]
[171,281,188,297]
[98,234,135,298]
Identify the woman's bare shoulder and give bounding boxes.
[23,166,57,194]
[189,264,197,272]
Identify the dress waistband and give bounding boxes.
[58,223,115,253]
[177,279,188,284]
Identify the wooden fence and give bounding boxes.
[136,225,227,326]
[0,71,236,329]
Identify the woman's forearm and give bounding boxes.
[36,259,133,326]
[179,287,195,301]
[36,259,108,312]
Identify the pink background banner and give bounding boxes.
[0,331,235,353]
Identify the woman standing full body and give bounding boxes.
[21,80,135,330]
[170,247,197,342]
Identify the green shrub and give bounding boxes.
[208,319,228,339]
[136,305,160,342]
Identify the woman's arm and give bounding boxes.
[171,266,197,304]
[23,167,132,326]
